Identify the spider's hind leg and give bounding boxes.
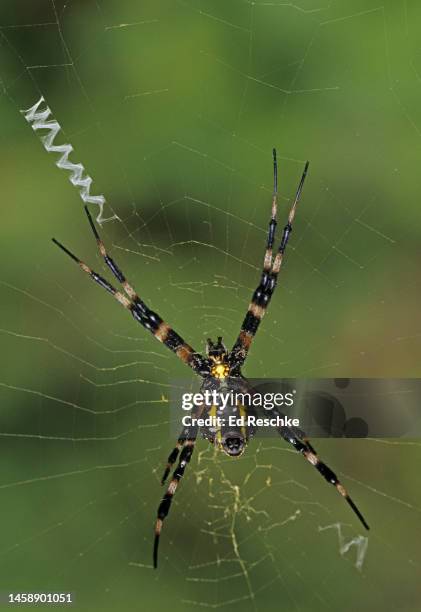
[278,425,369,531]
[160,442,183,486]
[154,433,198,568]
[289,425,317,455]
[160,427,192,485]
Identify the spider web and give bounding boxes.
[1,1,421,610]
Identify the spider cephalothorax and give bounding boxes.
[53,148,369,570]
[206,337,230,379]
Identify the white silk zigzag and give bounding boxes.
[21,95,118,225]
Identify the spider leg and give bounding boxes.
[154,433,198,568]
[263,148,279,273]
[230,158,309,373]
[52,225,210,377]
[84,205,138,301]
[52,239,133,309]
[160,440,183,486]
[160,424,192,485]
[271,161,309,275]
[278,424,369,530]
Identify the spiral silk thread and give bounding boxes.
[21,96,118,225]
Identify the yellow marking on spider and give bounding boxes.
[211,362,229,379]
[238,402,247,440]
[209,404,223,448]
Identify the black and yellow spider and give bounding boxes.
[53,150,369,568]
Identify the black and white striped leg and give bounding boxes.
[230,158,309,373]
[263,148,279,272]
[278,426,369,530]
[154,433,198,568]
[52,239,133,309]
[160,423,194,485]
[160,441,183,486]
[271,161,309,275]
[52,229,211,377]
[84,205,139,302]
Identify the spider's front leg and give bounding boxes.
[52,206,211,377]
[277,422,369,530]
[230,151,309,374]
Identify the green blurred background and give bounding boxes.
[1,0,421,610]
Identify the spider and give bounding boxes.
[52,149,369,568]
